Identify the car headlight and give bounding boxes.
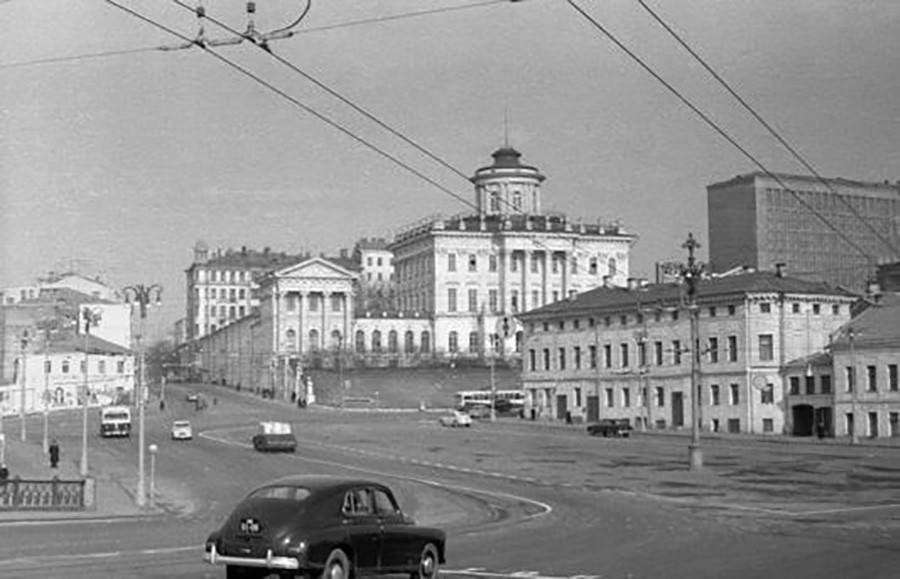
[283,537,308,557]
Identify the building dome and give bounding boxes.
[471,146,545,216]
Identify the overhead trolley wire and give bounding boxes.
[635,0,899,259]
[102,0,479,213]
[170,0,473,183]
[564,0,874,263]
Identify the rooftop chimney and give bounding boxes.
[774,262,787,278]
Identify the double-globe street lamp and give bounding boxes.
[123,283,162,508]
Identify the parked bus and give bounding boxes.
[454,389,525,412]
[99,405,132,438]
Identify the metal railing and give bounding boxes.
[0,477,86,511]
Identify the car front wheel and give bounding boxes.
[411,543,440,579]
[320,548,350,579]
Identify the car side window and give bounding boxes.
[372,488,400,516]
[342,488,375,516]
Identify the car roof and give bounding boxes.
[259,474,384,493]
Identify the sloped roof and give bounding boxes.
[830,292,900,350]
[47,334,131,356]
[518,271,858,321]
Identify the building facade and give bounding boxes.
[390,147,636,361]
[518,270,857,435]
[707,173,900,292]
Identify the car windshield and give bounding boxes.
[247,485,312,502]
[173,421,190,428]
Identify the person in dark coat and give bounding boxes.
[0,463,9,481]
[49,439,60,469]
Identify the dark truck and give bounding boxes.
[586,418,633,438]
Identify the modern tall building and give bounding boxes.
[707,172,900,291]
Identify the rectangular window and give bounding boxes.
[488,290,498,313]
[673,340,682,365]
[730,383,740,405]
[728,418,741,433]
[832,304,841,315]
[890,365,898,392]
[529,349,536,372]
[708,337,719,363]
[638,341,647,367]
[763,418,774,433]
[821,375,832,394]
[846,366,855,392]
[331,295,342,311]
[510,256,518,272]
[711,384,720,406]
[543,349,550,371]
[530,254,539,273]
[805,375,815,395]
[758,334,774,361]
[574,346,582,370]
[728,305,736,316]
[867,365,877,392]
[655,387,665,407]
[448,288,457,312]
[622,388,631,408]
[510,290,519,313]
[98,360,106,375]
[468,289,478,312]
[448,254,457,272]
[761,383,774,404]
[813,304,821,315]
[605,388,614,408]
[891,412,900,437]
[468,254,477,272]
[603,344,612,368]
[727,336,738,362]
[117,360,125,373]
[589,345,597,369]
[558,348,566,371]
[489,255,498,272]
[654,341,663,365]
[790,376,800,395]
[309,296,319,312]
[709,306,717,317]
[760,303,771,313]
[620,343,630,367]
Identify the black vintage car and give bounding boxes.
[204,475,446,579]
[587,418,634,438]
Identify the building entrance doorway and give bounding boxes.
[586,396,599,422]
[671,392,684,428]
[792,404,815,436]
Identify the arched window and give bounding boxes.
[515,330,524,353]
[420,331,431,354]
[309,329,319,352]
[448,331,459,353]
[512,191,522,211]
[468,332,480,353]
[608,257,617,277]
[404,331,415,353]
[372,330,382,352]
[388,330,399,353]
[489,190,500,212]
[286,329,297,351]
[62,360,70,374]
[331,330,342,350]
[355,330,366,353]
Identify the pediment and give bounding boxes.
[274,257,356,280]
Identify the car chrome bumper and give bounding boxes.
[204,545,300,570]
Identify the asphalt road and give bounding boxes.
[2,382,900,578]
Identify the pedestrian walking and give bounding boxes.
[0,463,9,481]
[49,439,60,469]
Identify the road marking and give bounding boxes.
[446,569,600,579]
[0,545,197,567]
[201,427,552,520]
[0,515,158,529]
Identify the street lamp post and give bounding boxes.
[20,331,30,442]
[681,233,704,471]
[849,328,859,445]
[123,283,162,509]
[81,307,102,477]
[148,443,158,509]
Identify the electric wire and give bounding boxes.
[102,0,478,213]
[170,0,473,183]
[267,0,312,36]
[635,0,899,259]
[0,0,505,71]
[564,0,873,264]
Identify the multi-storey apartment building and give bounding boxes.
[353,238,395,312]
[708,172,900,292]
[518,269,857,435]
[184,242,306,341]
[390,146,636,358]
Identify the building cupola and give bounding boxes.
[471,146,545,217]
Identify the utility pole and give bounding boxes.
[849,328,858,445]
[81,307,102,477]
[681,233,704,471]
[19,331,30,442]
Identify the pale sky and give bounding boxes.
[2,0,899,339]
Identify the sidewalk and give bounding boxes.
[0,433,194,523]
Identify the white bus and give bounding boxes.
[454,389,525,411]
[99,405,132,438]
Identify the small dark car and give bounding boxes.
[252,421,297,453]
[204,475,446,579]
[587,418,633,438]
